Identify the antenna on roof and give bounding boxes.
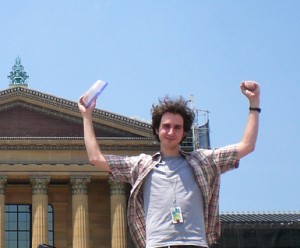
[189,94,210,150]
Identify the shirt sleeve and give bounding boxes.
[104,154,151,184]
[201,144,240,174]
[104,155,132,183]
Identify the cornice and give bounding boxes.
[0,162,90,166]
[0,87,77,111]
[0,137,156,141]
[0,145,158,151]
[0,136,159,150]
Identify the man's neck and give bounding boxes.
[160,146,180,157]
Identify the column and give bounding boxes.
[70,176,91,248]
[30,176,50,248]
[109,181,127,248]
[0,176,7,248]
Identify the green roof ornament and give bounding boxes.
[8,56,29,88]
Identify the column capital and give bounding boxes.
[30,176,50,195]
[0,176,7,194]
[70,176,91,195]
[109,181,126,195]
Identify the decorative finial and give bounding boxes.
[8,56,29,88]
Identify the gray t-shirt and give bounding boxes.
[143,155,208,248]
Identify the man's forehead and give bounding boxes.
[161,113,183,124]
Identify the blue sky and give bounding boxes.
[1,1,299,212]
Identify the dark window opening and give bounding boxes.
[5,204,54,248]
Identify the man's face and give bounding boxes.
[156,112,186,150]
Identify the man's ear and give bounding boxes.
[155,129,159,135]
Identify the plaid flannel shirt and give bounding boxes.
[105,144,239,247]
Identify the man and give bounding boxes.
[78,81,260,248]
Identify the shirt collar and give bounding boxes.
[152,150,191,160]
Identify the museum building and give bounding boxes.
[0,58,163,248]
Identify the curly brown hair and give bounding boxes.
[151,96,195,141]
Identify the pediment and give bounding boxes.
[0,87,154,138]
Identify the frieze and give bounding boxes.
[0,136,158,151]
[0,145,85,150]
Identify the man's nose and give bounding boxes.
[168,127,175,134]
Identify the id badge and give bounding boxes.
[170,207,183,223]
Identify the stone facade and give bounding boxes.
[0,86,159,248]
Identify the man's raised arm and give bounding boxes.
[78,97,111,172]
[237,81,260,159]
